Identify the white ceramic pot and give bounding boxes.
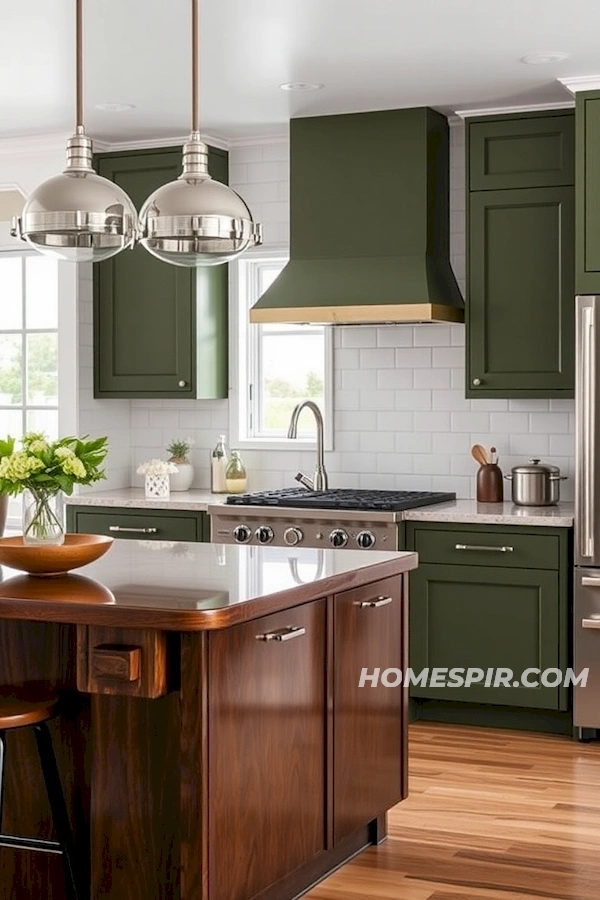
[169,461,194,492]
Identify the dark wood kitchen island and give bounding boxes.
[0,541,416,900]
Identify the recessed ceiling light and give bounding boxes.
[279,82,324,92]
[520,52,569,65]
[95,102,136,112]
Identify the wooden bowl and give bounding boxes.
[0,534,114,577]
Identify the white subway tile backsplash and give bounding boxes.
[359,431,395,453]
[549,433,576,455]
[451,411,490,433]
[360,390,395,410]
[340,327,377,348]
[396,432,432,454]
[490,412,529,434]
[395,347,432,368]
[414,411,451,432]
[378,369,413,389]
[394,390,431,410]
[376,327,414,348]
[414,368,451,389]
[377,411,414,432]
[360,347,395,368]
[432,346,465,368]
[529,412,570,434]
[413,325,451,347]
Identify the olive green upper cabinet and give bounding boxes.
[467,111,575,399]
[576,91,600,294]
[94,147,228,399]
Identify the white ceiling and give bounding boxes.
[1,0,599,143]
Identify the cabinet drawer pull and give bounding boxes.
[582,616,600,630]
[91,645,142,681]
[109,525,158,534]
[455,543,514,553]
[356,595,393,608]
[255,626,306,642]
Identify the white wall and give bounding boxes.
[127,121,575,500]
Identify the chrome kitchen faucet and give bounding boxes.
[287,400,329,491]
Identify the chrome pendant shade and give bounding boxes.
[138,0,262,266]
[139,135,261,267]
[12,130,137,263]
[10,0,137,262]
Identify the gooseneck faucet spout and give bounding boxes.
[287,400,328,491]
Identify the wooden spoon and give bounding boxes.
[471,444,490,466]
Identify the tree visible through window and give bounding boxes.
[237,259,330,442]
[0,254,59,439]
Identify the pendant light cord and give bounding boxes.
[76,0,83,129]
[192,0,199,134]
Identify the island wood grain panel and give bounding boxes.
[305,722,600,900]
[207,600,327,900]
[333,574,406,844]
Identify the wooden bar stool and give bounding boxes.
[0,688,82,900]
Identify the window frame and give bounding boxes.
[229,251,333,451]
[0,249,77,530]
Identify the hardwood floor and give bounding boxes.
[306,722,600,900]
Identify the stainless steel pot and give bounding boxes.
[504,458,567,506]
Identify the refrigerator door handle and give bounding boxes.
[581,577,600,587]
[582,616,600,629]
[578,302,596,559]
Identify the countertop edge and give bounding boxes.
[0,553,418,631]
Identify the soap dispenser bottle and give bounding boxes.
[211,435,229,493]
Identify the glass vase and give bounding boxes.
[22,488,65,546]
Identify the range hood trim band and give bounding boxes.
[249,303,464,325]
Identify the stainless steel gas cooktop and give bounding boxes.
[225,488,456,512]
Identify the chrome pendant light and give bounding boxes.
[138,0,262,267]
[11,0,137,262]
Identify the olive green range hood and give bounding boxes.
[250,107,464,325]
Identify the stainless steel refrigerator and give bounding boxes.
[575,295,600,733]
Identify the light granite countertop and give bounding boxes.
[64,488,226,512]
[403,499,574,528]
[65,490,574,527]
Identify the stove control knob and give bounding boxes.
[233,524,252,544]
[284,527,304,546]
[329,529,349,548]
[255,526,274,545]
[356,530,376,549]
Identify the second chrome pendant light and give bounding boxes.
[138,0,262,266]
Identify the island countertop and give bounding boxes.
[0,542,418,631]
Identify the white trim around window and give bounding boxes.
[229,251,333,452]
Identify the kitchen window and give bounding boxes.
[230,255,332,449]
[0,251,77,530]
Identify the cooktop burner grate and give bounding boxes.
[225,488,455,512]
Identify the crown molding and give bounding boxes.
[455,100,574,118]
[0,132,71,157]
[227,132,288,148]
[0,129,292,156]
[557,75,600,94]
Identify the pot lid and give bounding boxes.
[511,458,560,475]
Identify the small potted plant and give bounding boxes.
[166,437,195,492]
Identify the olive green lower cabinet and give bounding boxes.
[406,522,571,731]
[66,505,209,542]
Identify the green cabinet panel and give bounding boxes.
[409,562,562,709]
[576,91,600,293]
[66,505,208,542]
[467,185,575,397]
[94,147,228,399]
[412,524,559,569]
[406,522,571,714]
[469,111,575,191]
